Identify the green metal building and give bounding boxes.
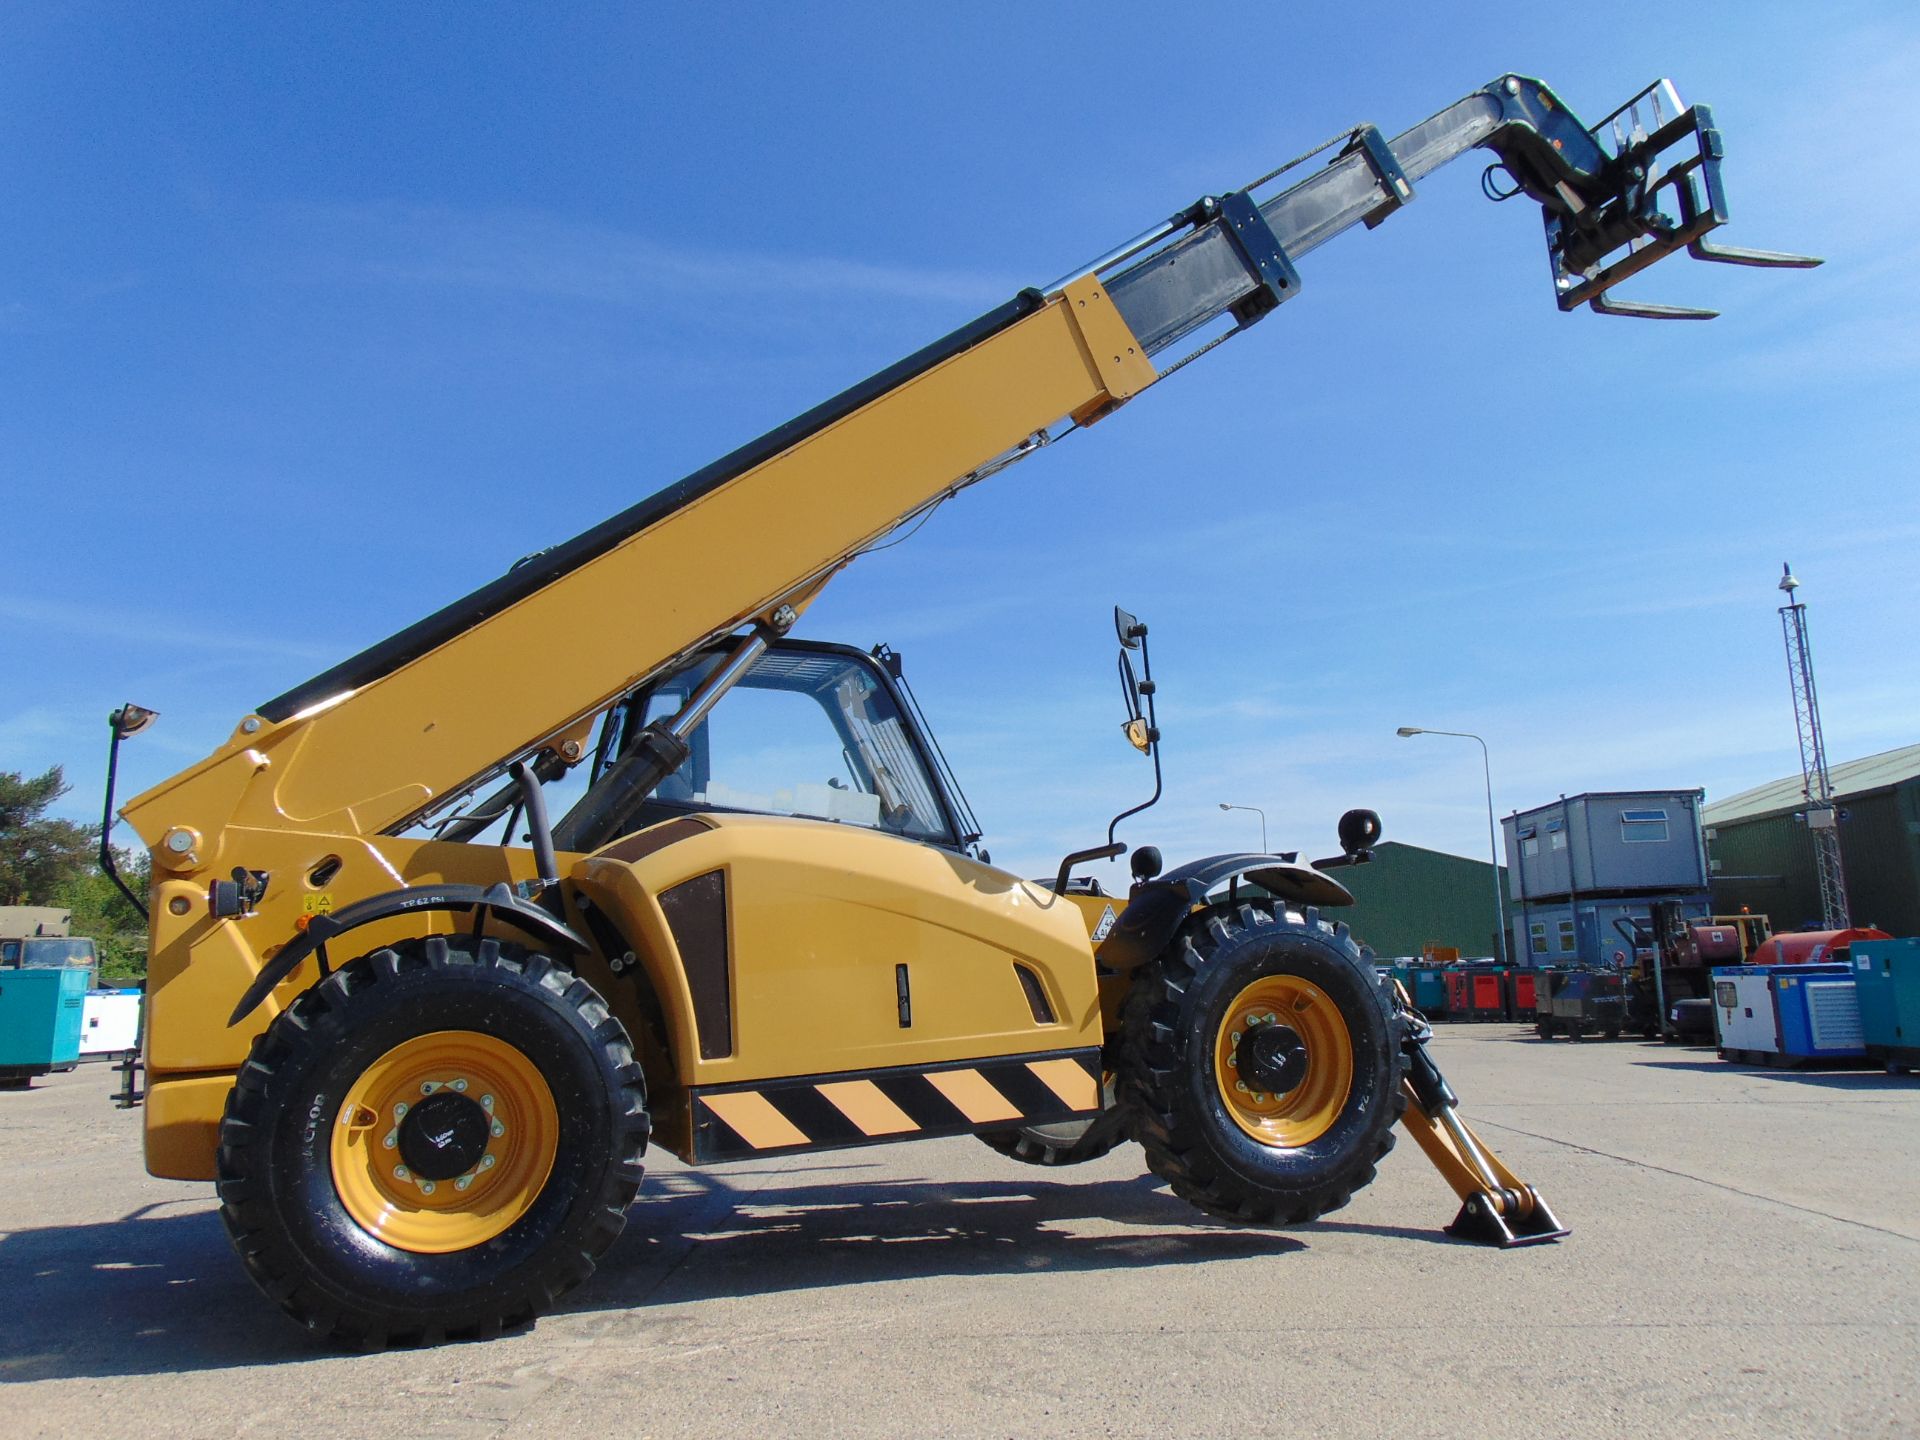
[1704,742,1920,937]
[1336,841,1513,961]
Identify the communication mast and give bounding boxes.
[1777,563,1849,929]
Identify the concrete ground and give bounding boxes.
[2,1029,1915,1440]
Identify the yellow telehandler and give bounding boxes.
[102,74,1814,1343]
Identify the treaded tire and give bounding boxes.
[216,936,649,1347]
[978,1079,1126,1167]
[1119,904,1406,1225]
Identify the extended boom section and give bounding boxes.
[122,74,1807,865]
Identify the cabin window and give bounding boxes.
[1621,808,1669,843]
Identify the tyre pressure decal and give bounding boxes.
[691,1049,1102,1161]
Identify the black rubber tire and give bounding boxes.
[978,1077,1125,1167]
[1118,905,1406,1225]
[216,936,650,1347]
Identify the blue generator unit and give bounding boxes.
[0,967,90,1085]
[1712,963,1865,1067]
[1852,937,1920,1074]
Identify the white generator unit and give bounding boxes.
[1714,963,1863,1066]
[1714,969,1779,1057]
[79,990,142,1056]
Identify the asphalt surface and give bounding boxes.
[3,1029,1916,1439]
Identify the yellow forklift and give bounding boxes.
[101,73,1814,1343]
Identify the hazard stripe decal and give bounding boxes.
[691,1049,1103,1162]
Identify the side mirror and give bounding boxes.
[1115,605,1156,755]
[1337,808,1382,855]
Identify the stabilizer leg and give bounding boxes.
[1394,987,1569,1248]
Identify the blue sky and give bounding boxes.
[4,2,1916,889]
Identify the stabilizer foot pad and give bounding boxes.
[1445,1187,1570,1248]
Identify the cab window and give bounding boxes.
[624,648,955,844]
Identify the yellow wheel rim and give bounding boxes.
[1213,974,1354,1148]
[329,1030,560,1255]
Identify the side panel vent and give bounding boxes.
[1014,964,1055,1025]
[659,870,733,1059]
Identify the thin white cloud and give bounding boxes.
[274,201,1017,312]
[0,594,335,662]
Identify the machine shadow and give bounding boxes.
[0,1167,1313,1381]
[0,1200,313,1383]
[570,1167,1307,1310]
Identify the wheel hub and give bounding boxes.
[330,1030,560,1254]
[1213,974,1356,1148]
[1236,1023,1309,1096]
[398,1090,493,1180]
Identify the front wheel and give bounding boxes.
[216,936,649,1346]
[1119,905,1406,1225]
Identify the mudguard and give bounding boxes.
[1096,853,1353,970]
[226,882,587,1026]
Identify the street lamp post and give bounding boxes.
[1217,802,1267,852]
[1396,727,1511,968]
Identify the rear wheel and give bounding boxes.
[978,1075,1124,1166]
[1119,905,1406,1225]
[217,936,649,1346]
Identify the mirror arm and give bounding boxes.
[1054,841,1127,895]
[1312,848,1374,871]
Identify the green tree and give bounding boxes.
[0,766,95,906]
[59,852,151,983]
[0,766,149,981]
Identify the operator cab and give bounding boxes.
[0,936,96,971]
[566,639,979,854]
